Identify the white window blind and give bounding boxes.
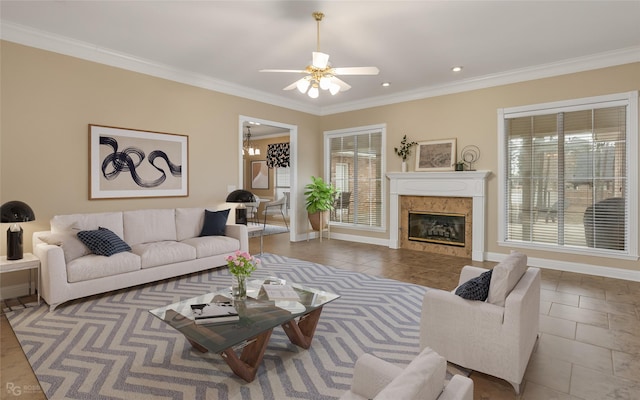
[498,91,638,258]
[325,125,385,229]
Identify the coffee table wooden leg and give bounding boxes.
[281,306,323,349]
[220,328,273,382]
[187,338,209,353]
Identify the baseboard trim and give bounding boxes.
[485,251,640,282]
[0,282,34,301]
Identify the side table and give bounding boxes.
[246,224,264,255]
[0,252,40,306]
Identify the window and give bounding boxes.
[325,124,385,229]
[498,91,638,259]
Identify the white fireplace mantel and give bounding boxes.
[387,170,491,261]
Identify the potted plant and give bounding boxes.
[393,135,418,172]
[304,176,338,231]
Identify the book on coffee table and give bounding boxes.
[261,284,300,301]
[190,302,239,325]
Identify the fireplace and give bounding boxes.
[387,171,490,261]
[409,212,466,246]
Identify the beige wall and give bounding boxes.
[2,40,639,292]
[322,63,640,272]
[0,42,319,291]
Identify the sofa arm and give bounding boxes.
[33,231,69,311]
[439,375,473,400]
[224,224,248,252]
[350,353,403,399]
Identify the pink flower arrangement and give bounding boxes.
[225,251,260,277]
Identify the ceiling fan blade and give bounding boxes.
[331,77,352,91]
[332,66,380,75]
[260,69,307,73]
[312,52,330,69]
[283,77,310,91]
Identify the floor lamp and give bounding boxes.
[1,200,36,260]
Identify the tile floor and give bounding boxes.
[2,231,639,399]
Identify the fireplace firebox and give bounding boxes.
[408,211,466,247]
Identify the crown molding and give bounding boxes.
[2,20,639,117]
[0,21,319,115]
[319,46,640,116]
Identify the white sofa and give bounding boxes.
[340,347,473,400]
[420,252,541,394]
[33,208,248,311]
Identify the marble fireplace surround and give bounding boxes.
[387,171,491,261]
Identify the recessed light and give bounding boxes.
[451,66,463,72]
[381,82,391,87]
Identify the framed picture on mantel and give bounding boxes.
[415,139,456,172]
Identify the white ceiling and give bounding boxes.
[1,1,639,117]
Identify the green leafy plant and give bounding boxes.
[304,176,338,214]
[225,251,260,277]
[393,135,418,161]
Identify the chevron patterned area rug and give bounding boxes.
[6,254,459,400]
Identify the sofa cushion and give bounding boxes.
[374,347,446,400]
[487,251,528,307]
[199,209,229,236]
[130,241,196,269]
[66,252,141,283]
[175,208,205,241]
[77,227,131,257]
[51,212,124,238]
[181,236,240,258]
[455,269,493,301]
[38,228,91,263]
[123,209,177,246]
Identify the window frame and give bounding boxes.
[497,91,638,260]
[324,124,386,232]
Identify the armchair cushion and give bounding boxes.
[375,347,446,400]
[455,269,492,301]
[487,251,527,306]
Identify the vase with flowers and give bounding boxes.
[225,251,260,300]
[394,135,418,172]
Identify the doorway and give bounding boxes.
[238,115,297,242]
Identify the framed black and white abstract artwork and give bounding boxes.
[89,125,189,199]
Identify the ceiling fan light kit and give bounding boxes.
[260,11,379,99]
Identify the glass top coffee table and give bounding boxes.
[149,279,340,382]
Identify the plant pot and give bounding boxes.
[308,211,329,231]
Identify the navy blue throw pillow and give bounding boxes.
[199,209,229,237]
[77,227,131,257]
[455,270,493,301]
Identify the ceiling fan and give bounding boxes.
[260,12,379,99]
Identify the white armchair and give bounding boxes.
[340,347,473,400]
[420,252,541,394]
